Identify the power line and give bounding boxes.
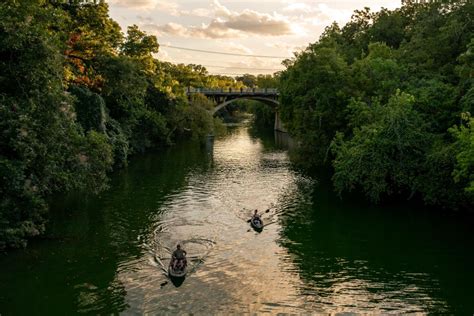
[204,65,282,71]
[161,55,284,65]
[158,57,283,73]
[208,72,248,76]
[161,44,290,59]
[207,72,269,76]
[161,57,283,71]
[164,59,282,71]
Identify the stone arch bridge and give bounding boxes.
[186,87,286,132]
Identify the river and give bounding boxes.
[1,122,473,314]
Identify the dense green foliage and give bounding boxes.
[450,114,474,196]
[280,1,474,209]
[248,100,275,127]
[0,0,251,250]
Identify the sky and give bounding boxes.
[108,0,401,75]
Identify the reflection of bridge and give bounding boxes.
[186,88,286,132]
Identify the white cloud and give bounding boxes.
[144,21,241,39]
[212,0,232,17]
[212,0,293,36]
[283,2,311,13]
[109,0,160,9]
[110,0,401,73]
[144,0,293,39]
[145,22,188,36]
[283,2,352,25]
[186,8,212,17]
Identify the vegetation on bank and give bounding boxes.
[279,1,473,209]
[0,0,271,250]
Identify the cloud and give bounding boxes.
[144,0,293,39]
[109,0,159,9]
[212,0,232,17]
[137,15,154,22]
[283,2,352,25]
[144,22,241,39]
[220,12,292,36]
[211,0,293,36]
[110,0,182,13]
[185,8,212,18]
[145,22,188,37]
[282,2,310,13]
[276,2,353,40]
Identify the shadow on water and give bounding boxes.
[276,170,474,313]
[247,123,278,149]
[0,140,212,314]
[169,275,186,287]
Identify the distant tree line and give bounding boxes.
[279,1,473,209]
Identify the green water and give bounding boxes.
[1,123,473,314]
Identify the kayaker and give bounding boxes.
[172,244,187,269]
[252,209,261,223]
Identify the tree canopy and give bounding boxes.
[279,1,474,209]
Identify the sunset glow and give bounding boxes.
[108,0,401,75]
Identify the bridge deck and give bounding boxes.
[186,87,279,97]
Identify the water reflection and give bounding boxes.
[110,124,308,314]
[274,130,296,149]
[1,122,473,314]
[277,174,474,313]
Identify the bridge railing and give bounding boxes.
[186,87,279,94]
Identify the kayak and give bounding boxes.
[250,217,263,230]
[168,263,187,278]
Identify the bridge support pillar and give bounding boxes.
[274,110,288,133]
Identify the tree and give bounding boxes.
[279,44,350,165]
[279,0,474,209]
[236,74,257,88]
[350,42,404,103]
[1,0,241,249]
[331,92,433,202]
[121,24,159,58]
[256,74,279,88]
[450,114,474,197]
[61,1,123,88]
[0,0,113,249]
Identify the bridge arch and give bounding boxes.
[212,96,279,115]
[186,88,286,132]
